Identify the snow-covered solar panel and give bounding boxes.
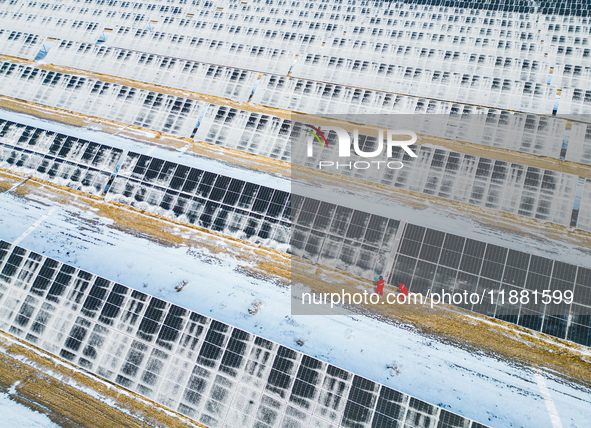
[43,42,259,102]
[0,62,205,137]
[558,87,591,115]
[391,223,591,347]
[576,178,591,232]
[104,152,399,278]
[108,28,294,75]
[289,56,559,111]
[196,112,575,226]
[104,151,293,252]
[0,240,491,428]
[0,30,45,60]
[193,107,292,161]
[566,122,591,165]
[0,120,123,195]
[289,195,401,279]
[252,75,564,132]
[0,16,103,44]
[253,83,566,159]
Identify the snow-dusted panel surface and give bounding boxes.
[194,106,292,161]
[0,240,490,428]
[391,223,591,347]
[253,79,566,158]
[109,28,293,75]
[567,122,591,165]
[289,55,558,112]
[577,178,591,233]
[289,195,400,280]
[0,119,123,195]
[0,30,45,60]
[0,62,205,137]
[44,42,259,102]
[104,152,398,279]
[105,152,293,252]
[0,16,102,45]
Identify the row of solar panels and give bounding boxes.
[0,13,572,54]
[0,106,586,233]
[36,35,571,110]
[389,222,591,346]
[0,119,589,347]
[3,5,591,74]
[1,2,586,45]
[0,0,580,28]
[0,58,582,166]
[0,240,490,428]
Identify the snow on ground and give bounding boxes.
[0,190,590,428]
[0,391,60,428]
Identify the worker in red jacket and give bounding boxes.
[376,275,385,296]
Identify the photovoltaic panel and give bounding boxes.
[44,42,260,102]
[0,119,587,345]
[0,119,123,195]
[391,224,591,347]
[0,240,490,428]
[0,62,205,138]
[105,151,292,251]
[104,151,400,279]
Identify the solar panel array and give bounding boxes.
[44,43,259,102]
[291,122,578,227]
[0,240,489,428]
[391,223,591,346]
[577,178,591,232]
[567,122,591,166]
[0,116,588,346]
[0,62,206,137]
[105,151,293,252]
[0,119,123,195]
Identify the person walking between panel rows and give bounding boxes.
[376,275,385,297]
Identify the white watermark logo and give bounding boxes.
[305,125,418,170]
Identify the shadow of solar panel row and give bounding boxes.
[0,62,206,137]
[391,223,591,347]
[0,240,490,428]
[0,119,123,195]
